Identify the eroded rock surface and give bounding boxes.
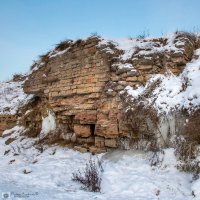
[1,32,200,153]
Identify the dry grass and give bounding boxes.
[173,136,200,179]
[119,90,159,150]
[184,109,200,143]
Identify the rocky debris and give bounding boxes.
[74,146,88,153]
[5,138,16,145]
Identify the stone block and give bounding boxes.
[95,136,105,148]
[137,76,144,82]
[126,77,138,82]
[76,136,95,145]
[74,124,91,137]
[93,86,102,93]
[97,113,108,122]
[74,146,88,153]
[95,123,119,138]
[138,65,153,70]
[75,111,97,124]
[105,138,118,148]
[89,146,106,154]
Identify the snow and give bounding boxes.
[125,85,145,98]
[124,48,200,115]
[192,179,200,198]
[48,48,70,58]
[0,127,198,200]
[99,33,182,61]
[98,33,184,76]
[2,125,25,137]
[40,110,56,139]
[0,81,33,115]
[117,63,133,69]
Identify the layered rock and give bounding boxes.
[1,32,200,153]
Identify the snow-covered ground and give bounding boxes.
[0,81,33,115]
[0,126,199,200]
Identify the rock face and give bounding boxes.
[0,115,17,136]
[1,32,200,152]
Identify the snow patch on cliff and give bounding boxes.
[2,125,25,137]
[125,48,200,114]
[0,81,33,115]
[99,33,181,62]
[40,111,56,139]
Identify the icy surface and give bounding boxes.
[0,127,198,200]
[0,81,33,115]
[40,111,56,139]
[125,48,200,114]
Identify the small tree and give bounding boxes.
[72,157,103,192]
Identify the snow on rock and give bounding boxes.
[2,125,25,137]
[125,85,145,98]
[48,48,70,59]
[0,81,33,115]
[98,33,183,75]
[99,33,181,60]
[113,63,134,69]
[40,110,56,139]
[124,48,200,115]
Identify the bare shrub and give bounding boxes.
[72,157,103,192]
[12,73,26,82]
[119,90,159,150]
[128,36,134,40]
[55,39,73,51]
[174,138,198,161]
[178,159,200,181]
[145,137,165,167]
[174,136,200,179]
[73,39,83,46]
[137,30,149,39]
[191,161,200,180]
[175,30,196,43]
[184,109,200,143]
[39,52,50,63]
[89,32,100,38]
[149,150,165,167]
[30,61,37,70]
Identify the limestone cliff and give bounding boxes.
[1,32,200,153]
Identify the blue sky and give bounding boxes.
[0,0,200,81]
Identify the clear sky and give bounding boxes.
[0,0,200,81]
